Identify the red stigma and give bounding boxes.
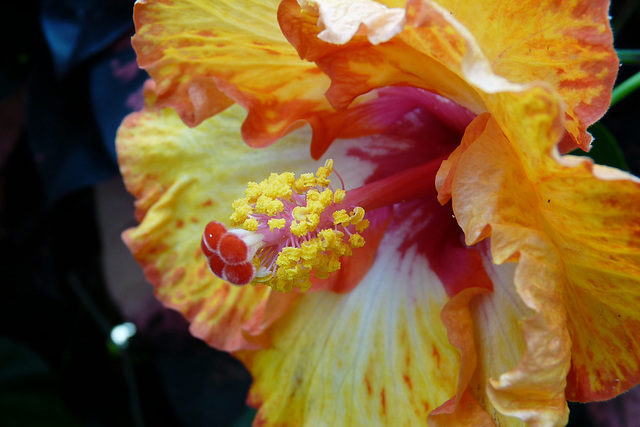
[202,221,256,286]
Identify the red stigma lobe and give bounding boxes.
[202,221,256,286]
[218,234,249,264]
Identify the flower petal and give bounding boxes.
[282,0,617,150]
[433,0,617,150]
[236,202,463,425]
[427,286,497,427]
[280,0,486,114]
[132,0,332,146]
[116,87,380,351]
[467,252,536,427]
[451,111,640,421]
[430,244,541,427]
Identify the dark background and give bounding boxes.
[0,0,638,426]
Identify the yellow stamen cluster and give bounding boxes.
[229,159,369,292]
[273,229,351,292]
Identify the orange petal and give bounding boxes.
[451,109,640,421]
[116,90,382,350]
[282,0,617,151]
[430,245,542,427]
[428,286,496,427]
[435,113,491,205]
[132,0,333,146]
[280,0,486,114]
[236,202,464,425]
[433,0,618,151]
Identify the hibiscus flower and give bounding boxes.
[116,0,640,425]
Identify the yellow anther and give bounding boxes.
[255,195,284,215]
[301,240,319,260]
[350,207,366,224]
[290,220,307,237]
[230,198,253,226]
[355,219,370,232]
[268,218,286,231]
[263,172,294,199]
[333,209,350,226]
[334,188,346,203]
[294,173,317,192]
[349,233,365,248]
[319,189,333,206]
[244,182,261,200]
[244,218,259,231]
[319,159,333,176]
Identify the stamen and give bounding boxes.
[202,157,443,292]
[202,159,369,292]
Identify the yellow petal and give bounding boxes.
[451,110,640,422]
[283,0,617,151]
[117,88,378,351]
[236,204,462,425]
[132,0,332,145]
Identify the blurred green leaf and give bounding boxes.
[570,123,630,171]
[617,49,640,64]
[611,70,640,106]
[0,337,82,427]
[232,406,258,427]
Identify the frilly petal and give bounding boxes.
[298,0,406,45]
[450,106,640,422]
[451,115,572,426]
[116,86,380,351]
[282,0,617,151]
[428,286,497,427]
[132,0,332,146]
[433,0,617,150]
[430,245,543,427]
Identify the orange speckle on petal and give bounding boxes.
[365,377,373,396]
[197,30,218,37]
[260,48,281,56]
[170,266,185,285]
[403,374,412,390]
[432,344,441,367]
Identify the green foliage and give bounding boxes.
[0,337,82,427]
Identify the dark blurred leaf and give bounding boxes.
[0,337,81,427]
[1,1,41,98]
[26,64,119,202]
[617,49,640,64]
[90,39,148,165]
[41,0,135,78]
[231,407,258,427]
[153,338,252,427]
[571,122,630,171]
